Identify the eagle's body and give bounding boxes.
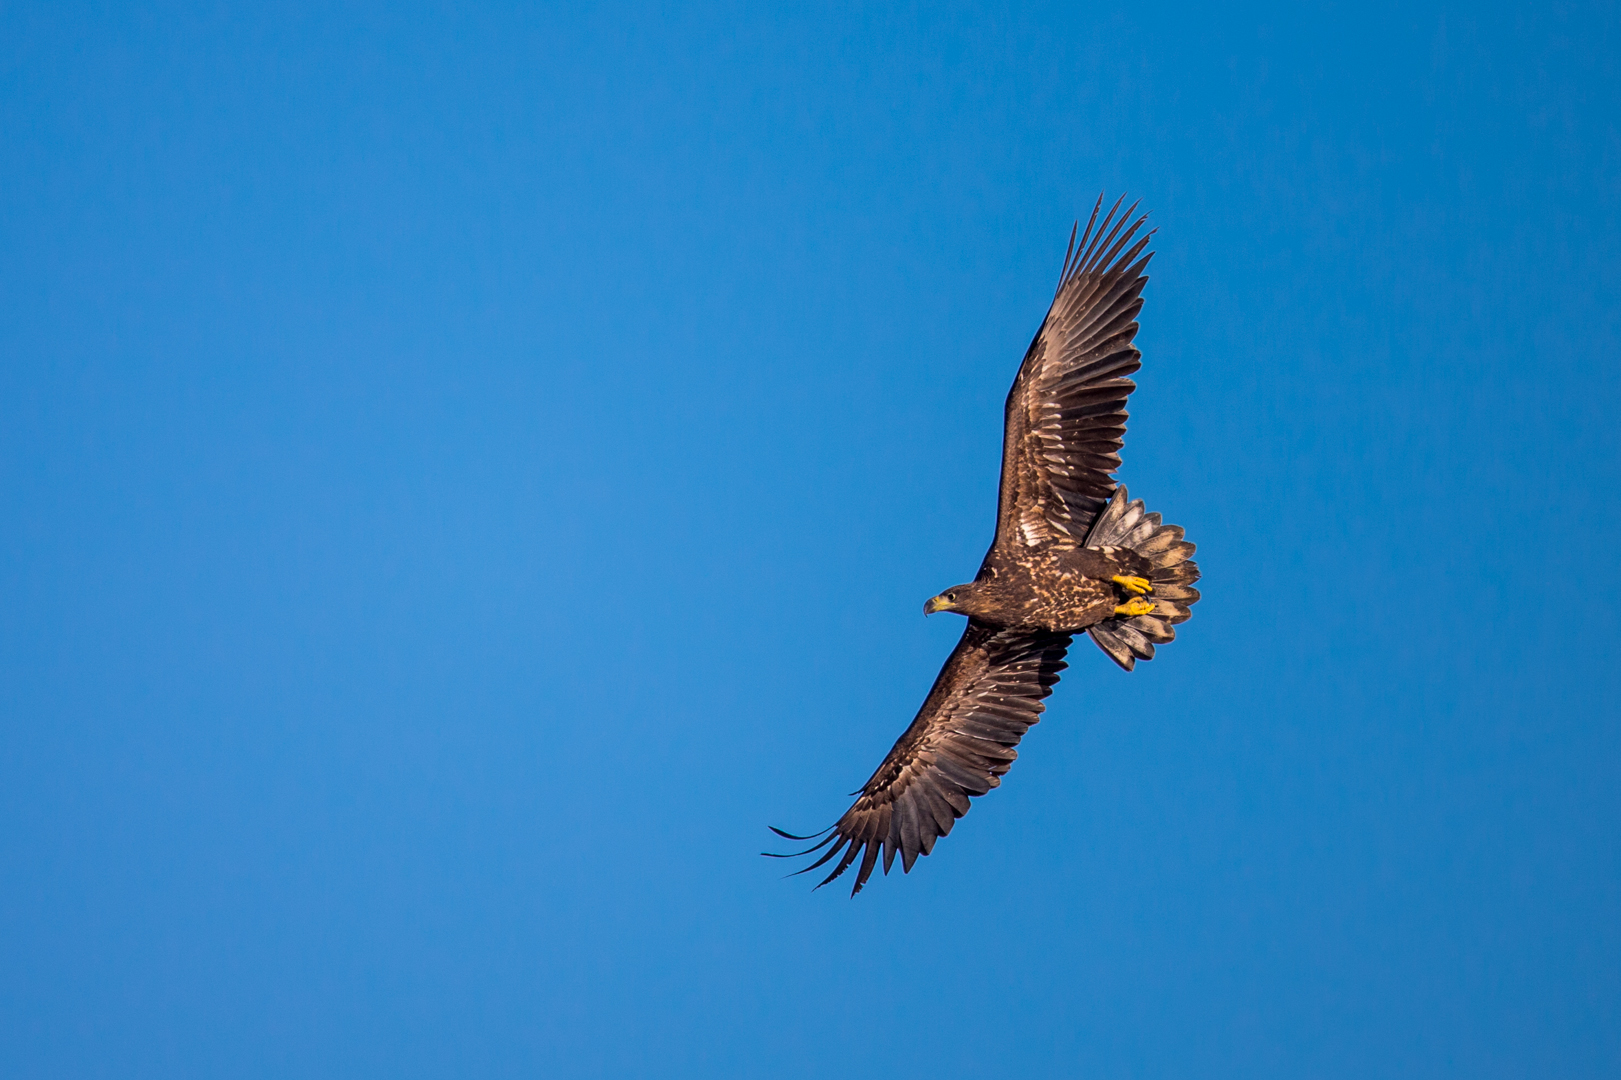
[772,197,1202,893]
[961,542,1147,633]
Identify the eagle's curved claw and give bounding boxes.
[1113,597,1156,618]
[1111,574,1152,596]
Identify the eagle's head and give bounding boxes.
[924,581,993,618]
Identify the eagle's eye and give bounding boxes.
[946,591,958,601]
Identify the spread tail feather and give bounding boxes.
[1084,486,1201,671]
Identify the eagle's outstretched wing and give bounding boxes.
[991,196,1154,555]
[768,622,1071,895]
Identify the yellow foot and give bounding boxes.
[1111,574,1152,596]
[1114,598,1156,618]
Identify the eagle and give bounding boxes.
[769,196,1201,894]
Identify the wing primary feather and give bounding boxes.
[769,824,834,842]
[852,840,883,894]
[814,838,865,890]
[789,835,850,878]
[897,797,923,865]
[762,831,839,859]
[1055,219,1080,300]
[1067,193,1106,288]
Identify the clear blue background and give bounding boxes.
[2,2,1617,1077]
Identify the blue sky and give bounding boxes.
[2,2,1617,1077]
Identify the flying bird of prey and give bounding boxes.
[769,196,1201,894]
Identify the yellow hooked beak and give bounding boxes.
[924,594,956,616]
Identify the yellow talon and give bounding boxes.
[1112,574,1152,596]
[1114,598,1155,618]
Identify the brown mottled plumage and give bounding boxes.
[770,196,1201,894]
